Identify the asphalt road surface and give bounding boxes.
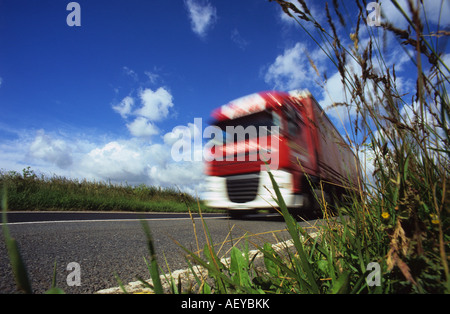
[0,211,316,294]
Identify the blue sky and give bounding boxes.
[0,0,448,193]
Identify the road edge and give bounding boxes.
[96,231,319,294]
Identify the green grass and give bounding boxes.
[0,167,214,213]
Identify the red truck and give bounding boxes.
[204,90,361,217]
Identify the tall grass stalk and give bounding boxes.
[1,187,33,294]
[2,187,65,294]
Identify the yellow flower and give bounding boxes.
[381,212,390,219]
[430,214,439,225]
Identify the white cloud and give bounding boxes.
[277,0,326,30]
[0,123,207,194]
[264,42,324,91]
[0,136,34,172]
[144,71,160,85]
[126,117,159,139]
[137,87,174,121]
[263,41,356,122]
[0,74,206,195]
[112,96,134,118]
[148,162,204,188]
[77,130,206,192]
[184,0,217,38]
[441,53,450,76]
[279,0,450,30]
[29,130,73,169]
[316,40,413,124]
[164,121,203,162]
[163,127,185,146]
[380,0,450,28]
[80,140,148,182]
[112,86,174,140]
[123,66,138,81]
[231,28,249,50]
[320,70,355,122]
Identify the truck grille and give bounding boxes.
[226,173,259,203]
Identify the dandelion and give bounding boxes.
[382,212,390,219]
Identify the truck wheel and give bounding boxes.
[288,192,319,220]
[306,190,322,219]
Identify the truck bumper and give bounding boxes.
[204,170,304,211]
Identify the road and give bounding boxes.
[0,211,316,294]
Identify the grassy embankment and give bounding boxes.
[0,167,213,213]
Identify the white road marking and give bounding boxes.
[96,231,319,294]
[2,215,228,226]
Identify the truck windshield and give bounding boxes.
[212,111,280,144]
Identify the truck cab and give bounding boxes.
[204,90,360,217]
